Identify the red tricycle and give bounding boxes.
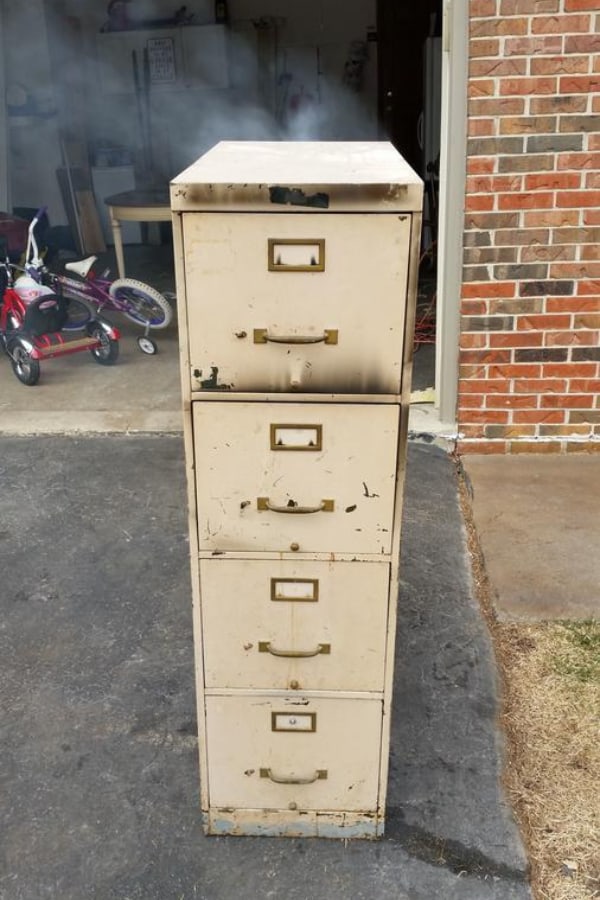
[0,217,120,386]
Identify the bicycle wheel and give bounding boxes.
[8,338,41,385]
[89,326,119,365]
[109,278,173,330]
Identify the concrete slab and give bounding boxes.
[462,454,600,622]
[0,436,531,900]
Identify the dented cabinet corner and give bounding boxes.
[171,141,423,839]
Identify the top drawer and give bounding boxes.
[182,212,412,394]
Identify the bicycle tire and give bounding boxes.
[109,278,173,330]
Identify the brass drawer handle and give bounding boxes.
[257,497,334,514]
[260,768,328,785]
[258,641,331,658]
[253,328,338,345]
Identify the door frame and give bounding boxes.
[435,0,468,427]
[0,3,9,212]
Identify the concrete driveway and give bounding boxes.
[1,434,531,900]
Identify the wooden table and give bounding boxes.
[105,189,171,277]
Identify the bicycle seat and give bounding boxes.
[64,256,98,278]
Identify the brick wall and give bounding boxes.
[458,0,600,453]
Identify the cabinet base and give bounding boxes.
[204,807,383,839]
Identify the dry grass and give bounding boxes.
[457,462,600,900]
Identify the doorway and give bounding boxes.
[377,0,465,430]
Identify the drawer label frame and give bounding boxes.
[270,577,319,602]
[271,711,317,732]
[268,238,325,272]
[270,423,323,451]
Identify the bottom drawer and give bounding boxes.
[205,695,383,812]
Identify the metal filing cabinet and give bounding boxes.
[170,141,423,838]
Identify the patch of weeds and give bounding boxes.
[552,620,600,684]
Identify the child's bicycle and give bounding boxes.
[25,208,173,355]
[0,243,120,387]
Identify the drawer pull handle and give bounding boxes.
[253,328,338,345]
[257,497,334,514]
[259,641,331,658]
[260,768,328,785]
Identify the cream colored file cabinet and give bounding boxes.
[171,141,423,839]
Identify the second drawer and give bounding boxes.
[193,401,400,554]
[200,558,391,691]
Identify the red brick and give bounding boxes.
[459,409,511,424]
[471,58,528,77]
[517,315,572,330]
[531,95,588,113]
[585,172,600,189]
[556,190,600,208]
[466,194,496,211]
[565,0,600,10]
[490,364,542,378]
[460,349,512,364]
[581,246,600,261]
[550,262,600,279]
[470,0,498,16]
[558,152,600,169]
[459,379,512,393]
[500,115,557,134]
[543,362,598,377]
[468,118,496,137]
[520,244,577,263]
[559,75,600,93]
[470,98,525,116]
[470,36,501,53]
[462,282,517,298]
[583,210,600,225]
[513,409,565,423]
[485,393,539,408]
[524,210,579,226]
[541,393,595,407]
[501,0,559,13]
[532,14,591,33]
[564,33,600,53]
[570,379,600,392]
[576,280,600,295]
[505,36,563,55]
[532,56,589,75]
[513,378,567,392]
[461,299,489,315]
[546,297,600,312]
[490,332,544,347]
[457,393,486,408]
[467,157,497,175]
[471,17,528,36]
[498,192,555,210]
[460,333,489,349]
[467,175,522,192]
[469,79,496,97]
[500,77,558,95]
[574,313,600,328]
[545,330,599,345]
[525,172,581,190]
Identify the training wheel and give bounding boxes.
[137,335,158,355]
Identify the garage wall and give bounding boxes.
[61,0,378,178]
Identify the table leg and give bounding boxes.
[108,207,126,278]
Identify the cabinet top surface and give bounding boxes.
[170,141,423,212]
[172,141,420,186]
